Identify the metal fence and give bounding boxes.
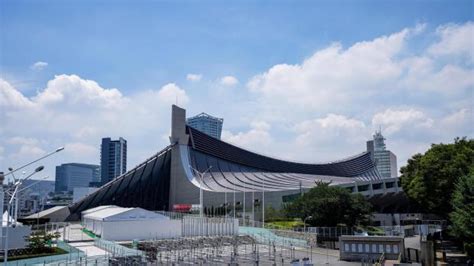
[0,241,85,266]
[93,239,143,258]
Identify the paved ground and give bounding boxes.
[294,247,358,266]
[68,241,110,257]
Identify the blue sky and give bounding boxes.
[1,0,473,181]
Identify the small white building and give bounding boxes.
[82,206,181,241]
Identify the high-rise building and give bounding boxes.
[186,112,223,139]
[100,137,127,184]
[55,163,100,192]
[367,131,398,178]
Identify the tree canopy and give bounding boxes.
[283,182,372,227]
[449,168,474,257]
[400,137,474,216]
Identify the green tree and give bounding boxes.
[283,182,372,227]
[400,137,474,216]
[449,169,474,257]
[26,231,61,253]
[265,206,285,222]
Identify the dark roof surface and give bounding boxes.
[187,126,380,179]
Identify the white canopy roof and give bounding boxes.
[24,206,68,219]
[81,205,116,216]
[82,206,168,221]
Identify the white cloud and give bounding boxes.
[34,74,126,108]
[186,73,202,82]
[30,61,48,71]
[247,27,414,114]
[220,76,239,86]
[7,137,40,146]
[0,75,191,179]
[428,22,474,63]
[292,114,369,161]
[64,142,98,161]
[372,108,434,135]
[247,22,473,122]
[222,121,273,152]
[0,78,34,108]
[157,83,190,105]
[439,108,473,134]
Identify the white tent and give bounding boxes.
[82,206,181,241]
[81,205,115,229]
[3,211,22,226]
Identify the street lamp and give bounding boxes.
[304,215,313,232]
[3,165,44,264]
[189,165,212,218]
[3,147,63,177]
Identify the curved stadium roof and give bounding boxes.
[185,126,381,193]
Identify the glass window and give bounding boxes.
[371,244,377,253]
[393,245,399,254]
[345,244,350,252]
[358,244,363,253]
[365,244,370,252]
[386,244,392,253]
[352,243,356,252]
[379,244,384,252]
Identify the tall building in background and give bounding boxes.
[367,131,398,178]
[55,163,100,192]
[100,137,127,184]
[186,112,223,139]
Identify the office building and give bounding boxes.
[186,112,223,139]
[100,137,127,184]
[55,163,100,192]
[367,131,398,178]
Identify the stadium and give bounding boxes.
[67,105,402,220]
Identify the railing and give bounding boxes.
[239,227,309,248]
[0,241,85,266]
[94,238,144,258]
[155,210,201,220]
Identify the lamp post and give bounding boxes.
[4,165,44,264]
[243,190,246,226]
[3,145,63,264]
[189,165,212,218]
[304,215,313,232]
[3,147,63,177]
[262,179,265,228]
[233,175,236,220]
